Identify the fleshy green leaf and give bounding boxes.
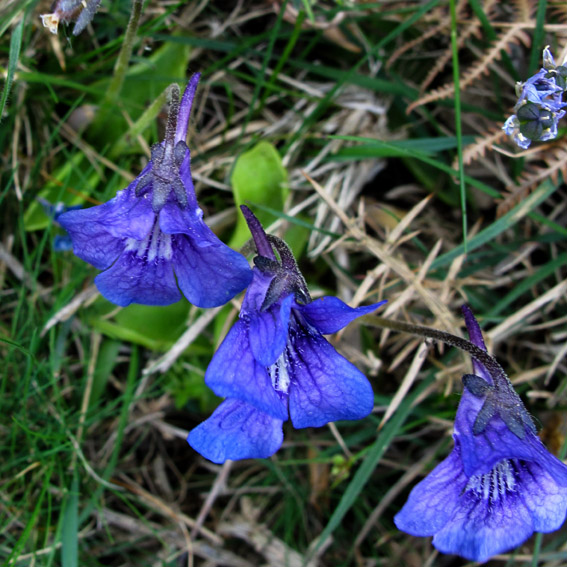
[89,299,190,351]
[230,141,288,248]
[23,154,99,232]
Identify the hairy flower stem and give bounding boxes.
[105,0,143,106]
[363,314,512,390]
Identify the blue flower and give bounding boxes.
[58,74,252,308]
[187,206,386,463]
[395,306,567,563]
[504,103,566,149]
[504,47,567,148]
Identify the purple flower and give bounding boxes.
[504,47,567,148]
[59,74,252,308]
[395,306,567,563]
[516,69,564,111]
[504,104,566,149]
[187,206,386,463]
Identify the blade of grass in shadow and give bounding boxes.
[259,8,305,111]
[450,0,467,253]
[284,0,441,152]
[529,0,547,75]
[430,179,559,270]
[329,135,501,198]
[103,345,139,480]
[240,0,289,140]
[329,135,567,238]
[487,253,567,318]
[5,467,50,564]
[306,372,436,562]
[0,337,37,362]
[0,16,23,122]
[250,202,341,238]
[78,346,139,523]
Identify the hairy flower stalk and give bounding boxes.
[187,206,386,463]
[384,306,567,562]
[59,74,252,307]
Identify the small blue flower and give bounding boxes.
[395,306,567,563]
[59,74,252,308]
[187,206,386,463]
[504,47,567,148]
[516,69,564,111]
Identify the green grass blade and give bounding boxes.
[5,467,50,563]
[308,373,436,560]
[62,474,79,567]
[487,253,567,317]
[450,0,467,253]
[430,180,559,270]
[0,16,23,121]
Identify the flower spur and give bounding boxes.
[58,74,252,308]
[187,206,386,463]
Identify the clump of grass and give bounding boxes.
[1,1,566,566]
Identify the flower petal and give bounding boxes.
[205,320,288,420]
[432,480,535,562]
[288,333,374,428]
[58,211,125,270]
[248,295,293,367]
[94,250,181,307]
[519,461,567,532]
[300,297,386,335]
[160,208,252,308]
[58,182,155,269]
[187,399,284,464]
[395,447,466,536]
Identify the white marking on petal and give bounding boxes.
[268,350,290,394]
[123,221,172,262]
[466,459,517,504]
[147,222,160,262]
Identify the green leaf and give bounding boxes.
[229,141,288,248]
[89,300,191,351]
[23,153,99,232]
[88,38,192,146]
